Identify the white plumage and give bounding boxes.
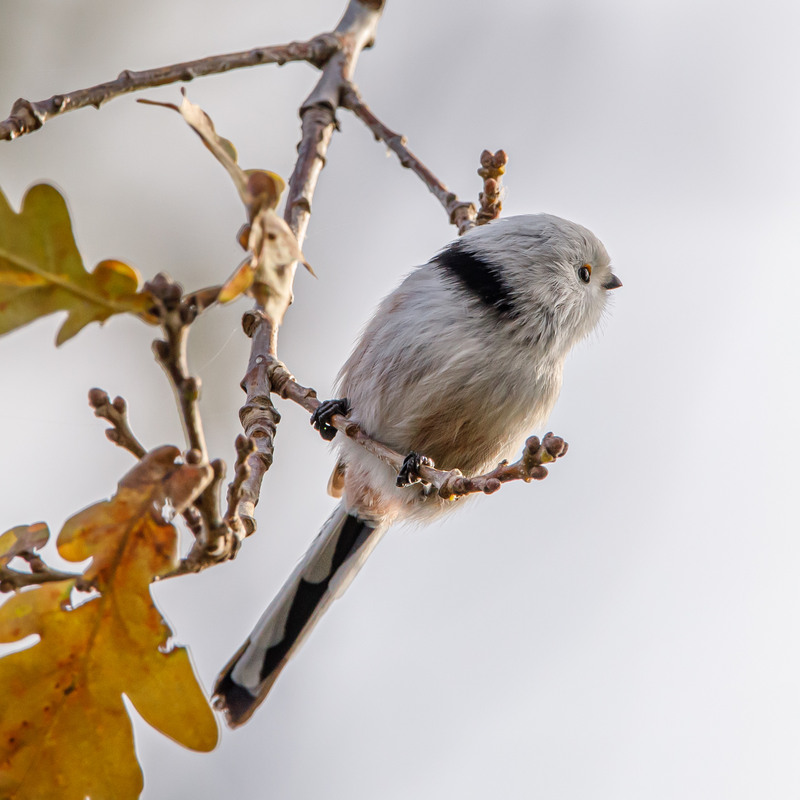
[214,213,620,726]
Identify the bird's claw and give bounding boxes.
[311,398,350,441]
[396,451,434,488]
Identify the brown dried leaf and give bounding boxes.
[0,447,219,799]
[139,91,285,220]
[219,209,309,308]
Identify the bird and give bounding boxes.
[214,213,622,726]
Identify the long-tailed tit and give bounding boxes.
[214,213,621,726]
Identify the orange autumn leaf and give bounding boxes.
[0,183,156,345]
[0,447,219,800]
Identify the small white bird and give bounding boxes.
[214,213,621,726]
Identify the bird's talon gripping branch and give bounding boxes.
[311,398,351,441]
[396,451,434,488]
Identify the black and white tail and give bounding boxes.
[214,504,387,727]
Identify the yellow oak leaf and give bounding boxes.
[0,183,156,345]
[0,447,219,800]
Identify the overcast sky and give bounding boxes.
[1,0,799,798]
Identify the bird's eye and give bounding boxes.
[578,264,592,284]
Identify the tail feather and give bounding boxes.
[214,504,386,726]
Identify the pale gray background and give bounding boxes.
[1,0,798,797]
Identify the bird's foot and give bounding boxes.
[311,398,350,441]
[396,451,434,488]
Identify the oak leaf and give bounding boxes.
[0,447,219,800]
[0,183,155,345]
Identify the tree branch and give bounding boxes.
[5,0,524,579]
[144,273,236,565]
[0,546,83,593]
[0,563,79,593]
[236,0,385,536]
[0,35,340,142]
[87,386,207,538]
[88,389,147,459]
[147,275,209,460]
[224,435,256,534]
[87,273,253,573]
[340,84,477,234]
[266,358,569,499]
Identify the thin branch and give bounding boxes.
[237,312,283,535]
[0,549,82,593]
[144,274,214,462]
[340,84,477,234]
[0,35,340,142]
[145,273,231,562]
[0,564,80,593]
[151,311,207,457]
[236,0,385,535]
[434,434,568,499]
[92,271,249,573]
[87,385,207,537]
[224,435,256,534]
[88,389,147,459]
[266,358,569,499]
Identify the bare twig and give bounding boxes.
[476,149,508,226]
[88,389,147,459]
[265,357,569,499]
[224,435,257,533]
[148,277,208,459]
[237,312,283,535]
[340,84,477,235]
[144,273,232,563]
[0,35,340,142]
[0,551,79,592]
[434,434,568,499]
[87,385,206,537]
[176,452,239,572]
[4,0,524,581]
[0,561,80,593]
[237,0,385,535]
[87,271,250,573]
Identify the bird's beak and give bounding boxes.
[602,273,622,290]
